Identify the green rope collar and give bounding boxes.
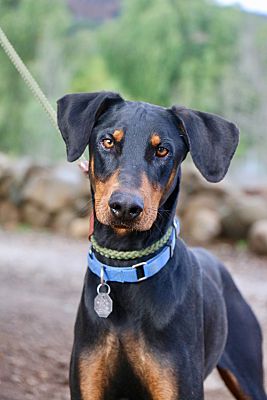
[90,225,173,260]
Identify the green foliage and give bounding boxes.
[255,15,267,68]
[99,0,240,110]
[0,2,122,159]
[0,0,70,159]
[67,29,121,94]
[0,0,267,166]
[236,239,248,250]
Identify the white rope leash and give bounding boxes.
[0,26,87,162]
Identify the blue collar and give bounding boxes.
[87,219,179,283]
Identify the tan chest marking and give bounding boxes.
[79,333,119,400]
[122,334,178,400]
[79,333,178,400]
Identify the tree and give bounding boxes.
[0,0,70,158]
[99,0,240,111]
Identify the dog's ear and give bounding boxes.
[171,106,239,182]
[57,91,123,162]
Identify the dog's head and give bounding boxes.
[57,91,239,233]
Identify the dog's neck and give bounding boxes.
[91,177,180,267]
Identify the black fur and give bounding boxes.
[58,91,123,162]
[57,91,266,400]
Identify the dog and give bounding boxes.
[57,91,266,400]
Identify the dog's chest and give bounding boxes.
[79,331,178,400]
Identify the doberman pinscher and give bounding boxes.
[57,91,266,400]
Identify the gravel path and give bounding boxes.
[0,228,266,399]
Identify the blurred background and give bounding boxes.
[0,0,267,178]
[0,1,266,399]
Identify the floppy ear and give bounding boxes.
[171,106,239,182]
[57,91,123,162]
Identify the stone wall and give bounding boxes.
[0,153,91,238]
[179,167,267,254]
[1,153,267,254]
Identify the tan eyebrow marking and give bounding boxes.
[151,133,161,147]
[112,129,124,142]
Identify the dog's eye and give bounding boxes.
[156,146,169,158]
[101,138,114,149]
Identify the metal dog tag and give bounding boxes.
[94,283,113,318]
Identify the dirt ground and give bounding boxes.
[0,228,266,400]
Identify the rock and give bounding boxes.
[0,153,12,178]
[68,218,89,239]
[0,175,14,198]
[179,164,232,215]
[21,203,50,227]
[180,164,207,195]
[0,200,19,227]
[180,193,221,215]
[179,191,230,244]
[182,208,221,244]
[248,220,267,255]
[221,195,267,239]
[180,164,229,196]
[0,154,48,203]
[21,163,90,213]
[53,163,91,198]
[51,209,76,233]
[9,158,47,203]
[0,153,14,198]
[73,197,92,217]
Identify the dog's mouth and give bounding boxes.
[94,206,156,232]
[107,211,157,233]
[111,221,133,229]
[95,210,157,233]
[107,213,141,230]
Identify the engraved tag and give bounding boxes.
[94,283,113,318]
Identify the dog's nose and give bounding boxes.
[109,192,144,221]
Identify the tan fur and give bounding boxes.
[89,156,95,187]
[79,333,119,400]
[123,334,178,400]
[113,129,124,142]
[94,170,120,226]
[79,332,177,400]
[218,367,251,400]
[113,227,128,236]
[137,172,162,230]
[151,133,161,147]
[163,167,177,197]
[93,169,163,231]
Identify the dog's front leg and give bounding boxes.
[122,333,179,400]
[69,332,119,400]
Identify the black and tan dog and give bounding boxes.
[57,91,266,400]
